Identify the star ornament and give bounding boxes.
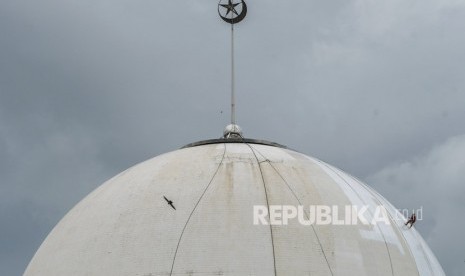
[220,0,240,17]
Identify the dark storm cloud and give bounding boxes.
[1,0,464,274]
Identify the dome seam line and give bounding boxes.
[320,161,396,276]
[246,143,278,276]
[250,144,334,276]
[169,143,227,275]
[347,173,424,276]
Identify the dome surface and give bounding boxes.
[25,140,445,275]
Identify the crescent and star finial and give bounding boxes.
[218,0,247,24]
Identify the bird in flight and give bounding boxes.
[163,196,176,210]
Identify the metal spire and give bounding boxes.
[218,0,247,138]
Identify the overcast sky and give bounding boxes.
[1,0,464,275]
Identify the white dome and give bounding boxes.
[25,140,445,275]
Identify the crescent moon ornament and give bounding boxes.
[218,0,247,24]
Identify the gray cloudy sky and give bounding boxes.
[1,0,465,275]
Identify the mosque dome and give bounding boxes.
[25,136,444,275]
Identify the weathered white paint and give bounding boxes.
[25,142,445,276]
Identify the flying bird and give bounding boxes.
[163,196,176,210]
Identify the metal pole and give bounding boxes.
[231,22,236,125]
